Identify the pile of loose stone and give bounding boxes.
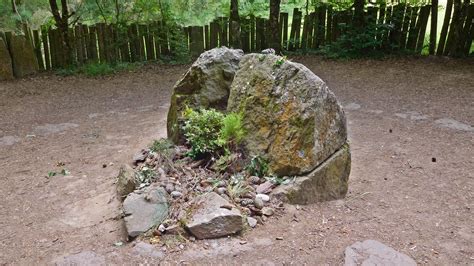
[116,46,351,241]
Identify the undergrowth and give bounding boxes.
[55,62,142,77]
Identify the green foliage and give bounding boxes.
[320,23,392,59]
[55,62,140,77]
[150,138,174,153]
[245,155,269,177]
[218,113,245,148]
[182,108,225,158]
[273,56,287,68]
[226,174,250,201]
[182,108,245,159]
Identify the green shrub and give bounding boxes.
[150,138,174,153]
[182,108,246,159]
[320,23,392,59]
[218,113,245,149]
[245,155,269,177]
[182,108,225,158]
[81,62,115,76]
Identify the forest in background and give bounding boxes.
[0,0,472,79]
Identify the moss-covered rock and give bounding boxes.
[0,36,13,81]
[7,34,38,78]
[271,144,351,204]
[227,54,348,176]
[167,47,244,144]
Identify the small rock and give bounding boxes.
[344,240,416,266]
[261,207,274,216]
[254,197,264,209]
[123,187,169,238]
[216,187,227,195]
[240,198,253,206]
[116,165,138,199]
[248,176,260,184]
[179,244,185,250]
[239,240,248,245]
[158,224,166,233]
[247,217,257,228]
[276,237,283,240]
[165,183,175,194]
[185,192,243,239]
[164,224,186,235]
[217,180,227,187]
[256,181,275,194]
[256,194,270,202]
[133,149,149,164]
[170,191,183,198]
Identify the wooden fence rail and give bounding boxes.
[1,3,473,79]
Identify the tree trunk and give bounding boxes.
[353,0,366,29]
[445,0,462,55]
[230,0,241,48]
[49,0,74,66]
[429,0,438,54]
[269,0,281,53]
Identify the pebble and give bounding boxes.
[165,183,175,194]
[256,181,274,194]
[158,224,166,233]
[256,194,270,202]
[248,176,260,184]
[247,217,258,228]
[170,191,183,198]
[216,187,227,195]
[240,198,253,206]
[254,197,264,209]
[261,207,274,216]
[217,180,227,187]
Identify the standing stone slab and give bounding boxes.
[344,240,417,266]
[186,192,243,239]
[116,164,138,199]
[272,145,351,204]
[167,47,244,144]
[7,34,39,78]
[0,37,13,80]
[123,186,168,238]
[227,53,347,176]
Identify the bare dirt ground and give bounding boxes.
[0,57,473,265]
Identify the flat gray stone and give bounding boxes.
[186,192,243,239]
[123,186,169,238]
[344,240,416,266]
[55,251,105,266]
[435,118,473,132]
[0,136,20,146]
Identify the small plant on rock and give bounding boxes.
[245,155,269,177]
[182,108,225,159]
[218,112,245,152]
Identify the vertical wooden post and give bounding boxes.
[97,23,106,63]
[406,6,420,50]
[289,8,302,50]
[241,18,250,52]
[416,5,431,53]
[205,25,211,50]
[219,17,229,47]
[210,21,219,49]
[326,6,333,44]
[152,22,161,59]
[88,25,98,62]
[301,14,310,50]
[318,5,327,47]
[250,15,256,51]
[280,12,289,50]
[146,24,155,60]
[400,6,412,49]
[41,27,51,70]
[75,25,84,65]
[32,30,45,71]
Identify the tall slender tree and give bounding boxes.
[49,0,75,66]
[230,0,241,48]
[429,0,438,54]
[268,0,281,53]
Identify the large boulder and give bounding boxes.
[272,144,351,204]
[167,47,244,144]
[123,186,169,238]
[7,34,38,78]
[227,53,348,177]
[0,36,13,81]
[185,192,243,239]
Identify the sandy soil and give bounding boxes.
[0,57,473,265]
